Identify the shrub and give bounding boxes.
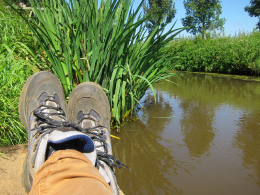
[172,31,260,75]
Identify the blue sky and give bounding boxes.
[132,0,259,37]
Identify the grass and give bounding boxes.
[0,44,33,146]
[0,3,42,146]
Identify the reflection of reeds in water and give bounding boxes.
[112,93,183,194]
[179,100,216,157]
[234,112,260,187]
[140,78,216,158]
[155,73,260,111]
[113,72,260,194]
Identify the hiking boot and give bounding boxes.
[19,71,95,193]
[67,82,128,195]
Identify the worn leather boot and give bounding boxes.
[68,82,128,195]
[19,71,95,193]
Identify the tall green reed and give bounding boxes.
[8,0,184,125]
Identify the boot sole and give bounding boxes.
[22,154,30,193]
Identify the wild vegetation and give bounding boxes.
[12,0,184,125]
[0,6,34,146]
[1,0,259,147]
[0,46,30,146]
[0,0,183,146]
[172,31,260,75]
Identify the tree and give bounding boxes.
[142,0,177,32]
[245,0,260,30]
[181,0,225,39]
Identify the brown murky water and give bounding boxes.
[111,72,260,195]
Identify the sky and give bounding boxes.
[131,0,259,37]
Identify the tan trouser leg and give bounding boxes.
[30,150,113,195]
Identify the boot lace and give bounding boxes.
[32,96,69,136]
[32,97,129,170]
[75,125,129,170]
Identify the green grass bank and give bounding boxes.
[0,3,38,146]
[1,0,259,147]
[172,32,260,75]
[0,0,183,146]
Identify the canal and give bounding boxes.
[111,72,260,195]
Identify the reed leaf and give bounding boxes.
[6,0,184,125]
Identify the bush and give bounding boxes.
[172,31,260,75]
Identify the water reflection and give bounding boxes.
[179,100,216,157]
[234,110,260,187]
[111,72,260,195]
[112,93,183,194]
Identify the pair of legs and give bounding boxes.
[19,71,127,195]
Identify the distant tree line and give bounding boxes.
[142,0,177,33]
[245,0,260,30]
[143,0,260,38]
[5,0,260,37]
[181,0,225,39]
[143,0,225,39]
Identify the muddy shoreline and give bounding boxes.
[0,144,28,195]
